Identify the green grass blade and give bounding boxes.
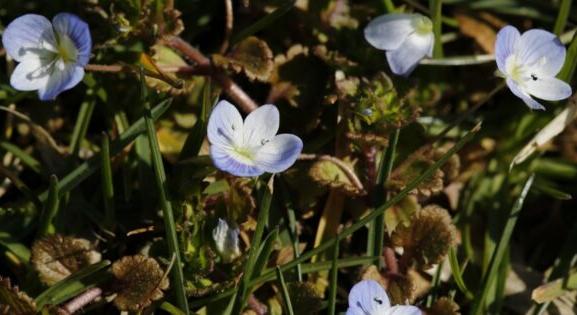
[328,241,340,315]
[430,0,444,58]
[0,232,31,264]
[100,133,115,230]
[553,0,572,35]
[231,1,296,45]
[275,267,295,315]
[37,99,172,203]
[143,103,190,313]
[558,32,577,82]
[179,79,212,160]
[69,98,96,157]
[231,179,273,314]
[448,247,474,300]
[34,260,111,308]
[0,141,43,175]
[37,175,60,236]
[189,256,376,308]
[160,301,187,315]
[383,0,396,12]
[252,227,279,279]
[470,175,535,315]
[372,128,399,265]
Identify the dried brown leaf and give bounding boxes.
[31,234,101,286]
[213,36,274,82]
[0,277,36,315]
[391,205,457,269]
[455,13,496,53]
[112,255,169,312]
[426,297,461,315]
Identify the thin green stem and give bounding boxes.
[38,175,60,236]
[383,0,396,12]
[373,129,400,266]
[554,0,573,36]
[470,175,535,315]
[430,0,444,58]
[328,241,340,315]
[100,133,115,230]
[69,98,96,157]
[276,267,295,315]
[231,180,273,314]
[141,73,189,313]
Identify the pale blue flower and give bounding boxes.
[496,26,572,110]
[347,280,421,315]
[207,100,303,177]
[212,218,241,263]
[2,13,92,100]
[364,14,434,77]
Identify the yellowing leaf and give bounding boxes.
[384,195,420,235]
[309,158,364,196]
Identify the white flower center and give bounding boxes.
[505,54,538,87]
[55,32,78,64]
[412,15,433,36]
[229,146,257,166]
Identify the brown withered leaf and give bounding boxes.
[426,297,461,315]
[0,277,36,315]
[213,36,274,82]
[391,205,457,269]
[112,255,169,311]
[455,13,496,53]
[31,235,102,286]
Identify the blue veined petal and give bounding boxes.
[254,134,302,173]
[10,58,51,91]
[347,280,391,315]
[210,145,264,177]
[524,76,572,101]
[2,14,56,62]
[515,29,564,74]
[386,32,433,77]
[385,305,423,315]
[506,78,545,110]
[495,26,520,73]
[207,100,244,148]
[52,13,92,66]
[243,104,279,146]
[37,62,84,101]
[364,14,415,51]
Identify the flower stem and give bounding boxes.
[429,0,444,58]
[383,0,396,12]
[554,0,573,36]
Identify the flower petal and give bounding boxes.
[516,29,565,75]
[506,78,545,110]
[364,14,416,51]
[385,305,423,315]
[524,77,572,101]
[210,145,264,177]
[495,26,520,73]
[243,104,280,146]
[10,58,51,91]
[386,32,433,76]
[37,62,84,100]
[347,280,391,314]
[254,134,302,173]
[207,100,244,148]
[2,14,56,62]
[212,219,241,263]
[52,13,92,66]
